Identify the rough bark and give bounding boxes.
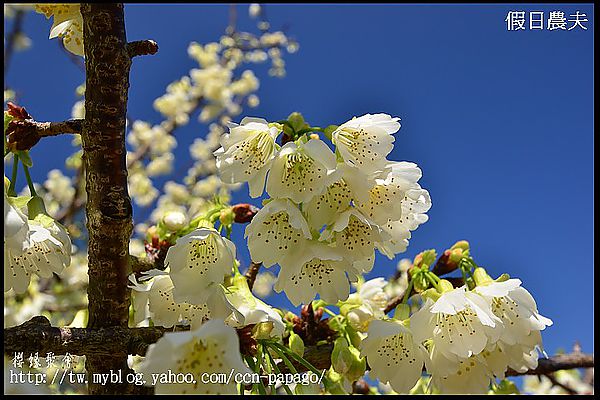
[3,316,184,357]
[80,3,134,394]
[6,119,82,151]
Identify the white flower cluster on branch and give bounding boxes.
[216,113,431,306]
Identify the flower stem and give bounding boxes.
[265,341,298,374]
[265,349,294,395]
[402,279,415,304]
[320,307,337,318]
[424,272,441,291]
[245,353,267,395]
[22,163,37,196]
[269,341,326,380]
[8,154,18,196]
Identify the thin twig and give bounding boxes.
[4,9,26,79]
[544,373,578,395]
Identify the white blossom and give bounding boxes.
[474,278,552,346]
[245,199,312,270]
[136,319,252,394]
[320,209,386,267]
[162,210,188,231]
[165,228,236,305]
[332,113,400,172]
[129,273,236,329]
[376,184,431,259]
[361,319,428,393]
[215,117,281,198]
[274,243,357,306]
[266,138,338,204]
[411,288,501,361]
[430,353,493,394]
[355,161,423,225]
[4,199,71,293]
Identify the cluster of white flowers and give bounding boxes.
[361,270,553,394]
[130,227,284,334]
[125,121,178,206]
[4,193,72,294]
[130,225,288,394]
[216,113,431,306]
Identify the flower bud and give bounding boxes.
[288,331,305,356]
[346,306,373,332]
[287,112,307,132]
[448,248,464,265]
[219,208,234,226]
[162,210,187,231]
[231,203,259,223]
[413,249,437,269]
[451,240,470,251]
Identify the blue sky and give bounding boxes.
[5,4,594,357]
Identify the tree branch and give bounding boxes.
[6,119,82,151]
[127,40,159,58]
[245,262,262,290]
[4,9,25,78]
[543,373,578,395]
[79,3,138,394]
[3,316,184,358]
[504,353,595,376]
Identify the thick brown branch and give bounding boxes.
[127,40,159,58]
[6,119,82,151]
[3,316,183,358]
[80,3,137,394]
